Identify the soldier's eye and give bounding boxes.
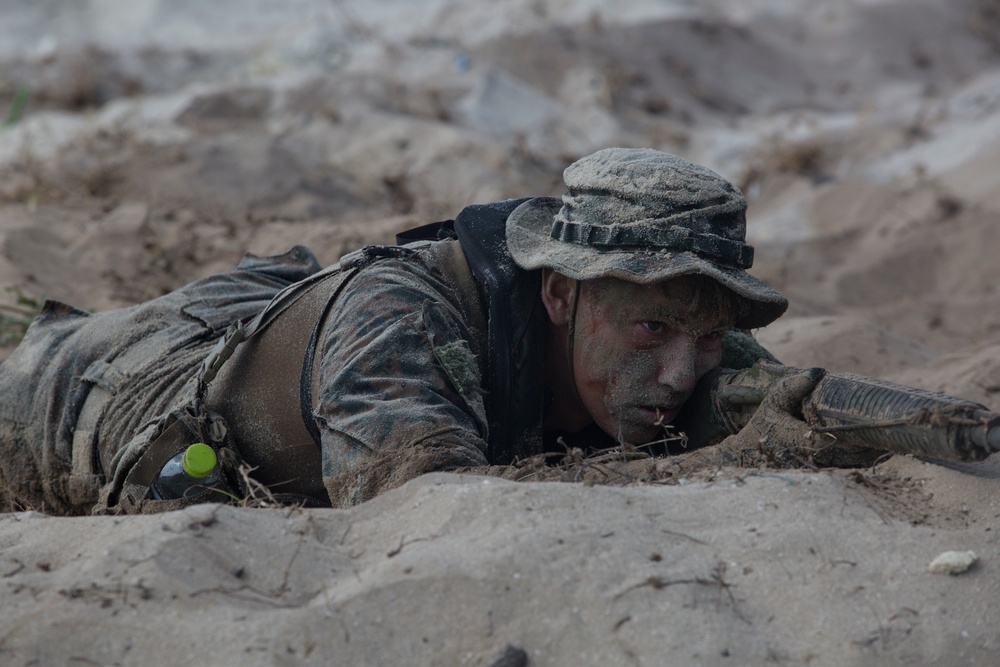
[641,321,666,333]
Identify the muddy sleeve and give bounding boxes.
[311,254,491,507]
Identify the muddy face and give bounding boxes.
[571,275,737,445]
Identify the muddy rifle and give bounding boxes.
[676,362,1000,462]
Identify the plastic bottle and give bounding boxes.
[151,443,225,500]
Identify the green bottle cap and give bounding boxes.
[182,443,217,478]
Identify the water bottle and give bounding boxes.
[151,443,225,500]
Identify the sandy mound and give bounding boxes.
[1,0,999,664]
[3,464,998,666]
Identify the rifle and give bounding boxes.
[676,362,1000,462]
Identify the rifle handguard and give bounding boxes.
[805,372,1000,461]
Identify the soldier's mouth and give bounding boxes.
[637,405,681,424]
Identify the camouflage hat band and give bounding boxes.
[549,218,755,269]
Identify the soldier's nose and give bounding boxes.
[656,342,697,393]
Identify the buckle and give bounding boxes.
[201,321,247,384]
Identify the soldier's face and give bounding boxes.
[569,276,735,445]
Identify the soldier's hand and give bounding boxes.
[713,366,824,467]
[715,365,880,468]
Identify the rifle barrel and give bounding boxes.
[808,373,1000,462]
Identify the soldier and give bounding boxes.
[0,147,958,515]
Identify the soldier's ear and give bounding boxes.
[541,269,577,326]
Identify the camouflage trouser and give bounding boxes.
[0,247,322,515]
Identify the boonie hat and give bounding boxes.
[505,147,787,329]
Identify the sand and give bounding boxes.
[0,0,999,665]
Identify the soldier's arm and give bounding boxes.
[311,253,492,507]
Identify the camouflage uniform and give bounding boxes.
[0,226,540,513]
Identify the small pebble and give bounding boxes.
[927,550,978,575]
